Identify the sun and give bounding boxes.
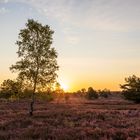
[60,82,69,91]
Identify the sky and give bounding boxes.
[0,0,140,91]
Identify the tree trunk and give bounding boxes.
[29,81,36,116]
[29,100,34,116]
[29,65,38,116]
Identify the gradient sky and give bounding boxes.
[0,0,140,91]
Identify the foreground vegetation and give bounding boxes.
[0,94,140,140]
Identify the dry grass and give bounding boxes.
[0,95,140,140]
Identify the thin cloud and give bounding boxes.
[0,7,9,14]
[0,0,9,3]
[5,0,140,31]
[66,36,80,45]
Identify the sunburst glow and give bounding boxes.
[59,81,69,91]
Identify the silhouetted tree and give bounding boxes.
[98,88,111,98]
[54,82,64,103]
[81,88,86,93]
[86,87,98,99]
[10,19,59,115]
[55,82,64,93]
[0,79,22,99]
[120,75,140,103]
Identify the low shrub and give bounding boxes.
[86,87,98,99]
[0,90,12,99]
[122,91,140,103]
[112,131,128,140]
[36,92,54,101]
[98,89,111,98]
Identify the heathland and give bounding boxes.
[0,93,140,140]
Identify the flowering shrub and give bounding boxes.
[0,96,139,139]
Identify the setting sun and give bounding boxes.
[59,81,69,91]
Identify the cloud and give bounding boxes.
[0,0,9,3]
[66,36,80,45]
[0,7,9,14]
[0,0,9,14]
[7,0,140,31]
[62,27,80,45]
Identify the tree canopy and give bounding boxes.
[10,19,59,91]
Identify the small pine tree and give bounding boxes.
[120,75,140,103]
[98,89,111,98]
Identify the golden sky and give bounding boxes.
[0,0,140,91]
